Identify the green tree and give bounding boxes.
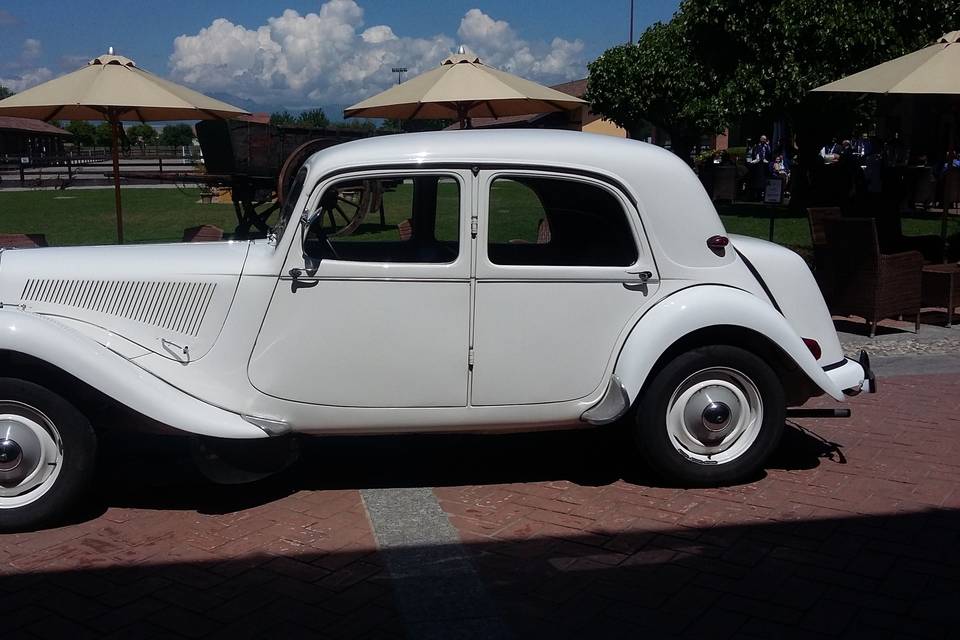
[586,19,725,162]
[65,120,96,146]
[297,108,329,129]
[678,0,958,121]
[159,123,195,146]
[127,123,158,147]
[270,110,296,125]
[94,122,114,147]
[0,85,13,100]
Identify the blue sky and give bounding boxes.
[0,1,680,114]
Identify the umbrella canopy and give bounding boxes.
[344,50,585,126]
[0,51,248,244]
[812,31,960,95]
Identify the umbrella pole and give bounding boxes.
[110,117,124,244]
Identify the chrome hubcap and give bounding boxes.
[0,439,23,472]
[0,402,63,508]
[666,368,763,464]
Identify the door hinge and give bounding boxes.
[470,217,478,238]
[468,347,475,369]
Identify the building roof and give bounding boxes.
[445,78,607,131]
[0,116,71,136]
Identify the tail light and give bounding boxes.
[802,338,822,360]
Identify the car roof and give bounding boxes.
[302,129,729,271]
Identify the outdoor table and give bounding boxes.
[921,263,960,327]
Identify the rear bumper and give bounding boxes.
[823,350,876,396]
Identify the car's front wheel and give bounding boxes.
[0,378,97,532]
[635,345,785,486]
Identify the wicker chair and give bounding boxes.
[182,225,224,242]
[0,234,48,248]
[825,217,923,337]
[807,207,842,304]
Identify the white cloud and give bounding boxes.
[0,40,52,92]
[168,1,586,109]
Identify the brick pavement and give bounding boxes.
[1,373,958,638]
[435,374,960,638]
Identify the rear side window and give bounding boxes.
[487,176,638,267]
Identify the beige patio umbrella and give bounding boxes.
[812,31,960,94]
[0,49,248,243]
[344,48,585,128]
[812,31,960,255]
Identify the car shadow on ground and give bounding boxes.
[84,422,845,519]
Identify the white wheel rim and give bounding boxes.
[0,401,63,509]
[665,367,763,465]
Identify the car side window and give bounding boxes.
[487,176,638,267]
[305,175,460,264]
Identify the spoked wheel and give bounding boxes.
[0,379,96,532]
[635,346,785,486]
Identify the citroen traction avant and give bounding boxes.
[0,130,873,530]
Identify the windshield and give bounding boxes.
[272,166,308,240]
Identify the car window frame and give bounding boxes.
[476,169,651,281]
[283,168,473,281]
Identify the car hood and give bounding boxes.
[0,242,249,362]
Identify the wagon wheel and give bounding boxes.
[277,139,335,206]
[312,184,370,238]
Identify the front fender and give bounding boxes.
[0,310,267,439]
[614,285,847,403]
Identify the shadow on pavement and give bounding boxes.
[1,507,956,639]
[87,423,843,517]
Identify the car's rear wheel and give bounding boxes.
[635,345,785,486]
[0,378,96,532]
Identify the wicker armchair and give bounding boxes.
[183,225,224,242]
[825,218,923,336]
[0,234,48,248]
[807,207,842,304]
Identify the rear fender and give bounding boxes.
[613,285,846,403]
[0,310,267,439]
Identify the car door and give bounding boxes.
[471,170,659,406]
[249,170,473,408]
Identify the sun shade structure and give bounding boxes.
[812,31,960,95]
[0,51,248,243]
[344,49,586,128]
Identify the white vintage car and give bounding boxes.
[0,130,873,530]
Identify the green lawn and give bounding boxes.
[0,186,955,250]
[718,202,958,249]
[0,188,241,246]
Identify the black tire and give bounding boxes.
[0,378,97,532]
[634,345,785,486]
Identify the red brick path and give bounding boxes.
[436,374,960,638]
[1,373,958,638]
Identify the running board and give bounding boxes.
[786,408,852,419]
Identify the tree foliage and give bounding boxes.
[0,85,13,100]
[65,121,96,147]
[586,0,959,158]
[271,108,330,129]
[94,122,114,147]
[297,108,330,129]
[159,123,195,146]
[678,0,959,120]
[585,20,725,160]
[127,123,158,146]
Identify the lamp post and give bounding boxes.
[629,0,635,43]
[391,67,408,85]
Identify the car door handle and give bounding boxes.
[626,270,654,283]
[289,268,318,292]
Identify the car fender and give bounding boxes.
[613,285,846,403]
[0,310,268,439]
